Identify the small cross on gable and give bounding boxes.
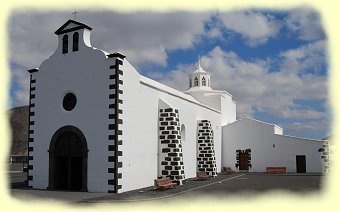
[72,11,79,20]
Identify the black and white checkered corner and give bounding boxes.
[197,120,217,177]
[27,73,37,187]
[319,142,330,173]
[107,56,124,193]
[159,108,185,184]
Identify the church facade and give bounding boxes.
[26,19,328,193]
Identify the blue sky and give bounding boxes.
[8,8,330,139]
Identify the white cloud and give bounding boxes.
[285,7,326,41]
[9,10,328,126]
[218,11,282,47]
[83,11,209,66]
[9,13,64,68]
[282,119,329,131]
[8,11,210,106]
[206,27,223,39]
[155,63,194,91]
[8,10,329,138]
[279,39,327,75]
[157,43,328,121]
[123,48,167,67]
[271,109,326,119]
[9,11,210,69]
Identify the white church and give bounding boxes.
[26,19,329,193]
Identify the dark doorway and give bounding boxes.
[239,152,249,171]
[49,126,88,191]
[296,155,306,173]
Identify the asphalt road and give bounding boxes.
[8,172,324,204]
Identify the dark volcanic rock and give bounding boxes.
[7,105,29,156]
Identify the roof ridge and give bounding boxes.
[55,19,92,35]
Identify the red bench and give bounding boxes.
[223,167,236,174]
[266,167,286,174]
[197,171,210,180]
[154,177,177,190]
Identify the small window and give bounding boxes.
[73,32,79,52]
[194,77,199,86]
[202,77,206,86]
[180,124,186,142]
[62,34,68,54]
[189,78,192,87]
[63,93,77,111]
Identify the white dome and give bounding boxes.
[187,60,211,91]
[192,65,207,73]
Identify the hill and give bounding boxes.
[7,105,29,156]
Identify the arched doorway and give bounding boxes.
[48,126,88,191]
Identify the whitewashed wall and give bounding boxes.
[30,29,113,192]
[30,26,225,193]
[185,91,236,126]
[119,60,222,192]
[222,118,325,173]
[220,93,236,125]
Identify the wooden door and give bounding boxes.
[239,152,249,170]
[53,132,85,190]
[296,155,306,173]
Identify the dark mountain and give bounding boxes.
[7,105,29,156]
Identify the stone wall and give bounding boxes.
[159,108,185,184]
[197,120,217,177]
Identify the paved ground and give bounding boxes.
[9,172,107,203]
[9,171,324,204]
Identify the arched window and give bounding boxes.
[194,77,199,86]
[180,124,186,142]
[202,77,206,86]
[73,32,79,52]
[62,34,68,54]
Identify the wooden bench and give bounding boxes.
[223,167,236,174]
[154,177,177,190]
[197,171,210,180]
[266,167,286,174]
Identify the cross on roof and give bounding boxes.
[72,11,79,20]
[198,55,201,67]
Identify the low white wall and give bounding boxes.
[222,118,324,173]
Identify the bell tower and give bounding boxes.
[54,19,93,55]
[185,56,236,125]
[188,57,211,91]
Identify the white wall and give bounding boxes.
[119,60,222,192]
[185,91,236,126]
[220,93,236,125]
[274,125,283,135]
[31,26,225,193]
[30,29,113,192]
[222,118,325,173]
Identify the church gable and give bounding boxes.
[55,19,92,35]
